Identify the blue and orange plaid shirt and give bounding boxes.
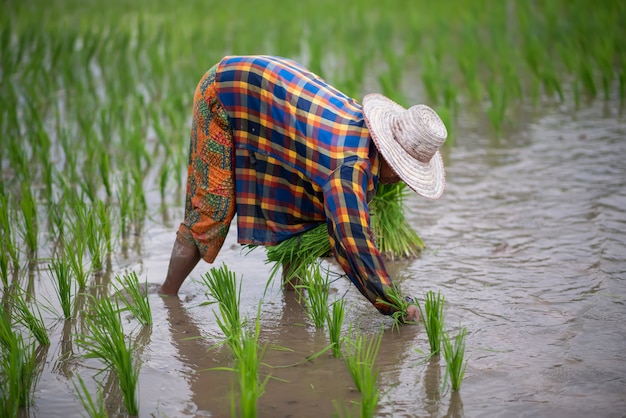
[215,55,395,315]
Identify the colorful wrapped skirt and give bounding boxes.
[177,65,236,263]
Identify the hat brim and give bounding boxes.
[362,93,446,200]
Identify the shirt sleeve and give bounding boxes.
[322,159,398,316]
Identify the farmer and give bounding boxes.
[159,55,447,322]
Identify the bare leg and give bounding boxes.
[159,238,202,295]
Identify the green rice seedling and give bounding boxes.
[442,327,468,392]
[457,51,482,104]
[486,82,507,135]
[98,146,112,198]
[0,310,40,411]
[47,192,65,240]
[116,173,132,239]
[49,257,75,320]
[579,61,597,100]
[158,163,170,201]
[0,195,20,272]
[94,199,113,254]
[200,264,244,352]
[332,399,360,418]
[130,165,147,226]
[261,223,331,287]
[73,375,109,418]
[75,203,107,272]
[64,232,89,289]
[298,263,331,329]
[0,249,8,289]
[326,298,345,358]
[0,307,13,352]
[7,138,30,184]
[342,327,382,417]
[417,290,445,355]
[376,285,415,331]
[231,305,271,418]
[76,295,139,416]
[40,155,55,203]
[0,333,39,411]
[113,271,152,326]
[10,289,50,346]
[618,69,625,107]
[19,182,38,255]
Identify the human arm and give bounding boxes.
[322,160,416,320]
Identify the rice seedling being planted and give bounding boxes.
[231,307,271,418]
[377,284,416,330]
[76,295,140,416]
[297,263,331,329]
[200,264,244,353]
[442,326,468,392]
[417,290,445,355]
[113,271,152,326]
[326,298,346,358]
[343,327,383,417]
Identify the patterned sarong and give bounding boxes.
[178,65,236,263]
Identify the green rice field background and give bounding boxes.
[1,0,626,417]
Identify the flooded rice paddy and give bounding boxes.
[17,96,626,417]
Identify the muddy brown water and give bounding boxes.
[20,97,626,417]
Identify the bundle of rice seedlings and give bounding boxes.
[369,183,425,260]
[254,182,425,286]
[326,298,345,358]
[260,223,331,285]
[376,284,414,330]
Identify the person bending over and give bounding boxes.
[159,55,448,323]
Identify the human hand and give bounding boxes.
[405,304,421,323]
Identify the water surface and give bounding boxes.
[27,97,626,417]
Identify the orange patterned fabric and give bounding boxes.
[178,65,236,263]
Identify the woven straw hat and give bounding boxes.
[362,93,447,200]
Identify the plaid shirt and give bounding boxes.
[215,55,395,315]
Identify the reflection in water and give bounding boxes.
[423,357,442,417]
[257,290,362,417]
[52,319,76,379]
[161,295,233,416]
[445,391,464,418]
